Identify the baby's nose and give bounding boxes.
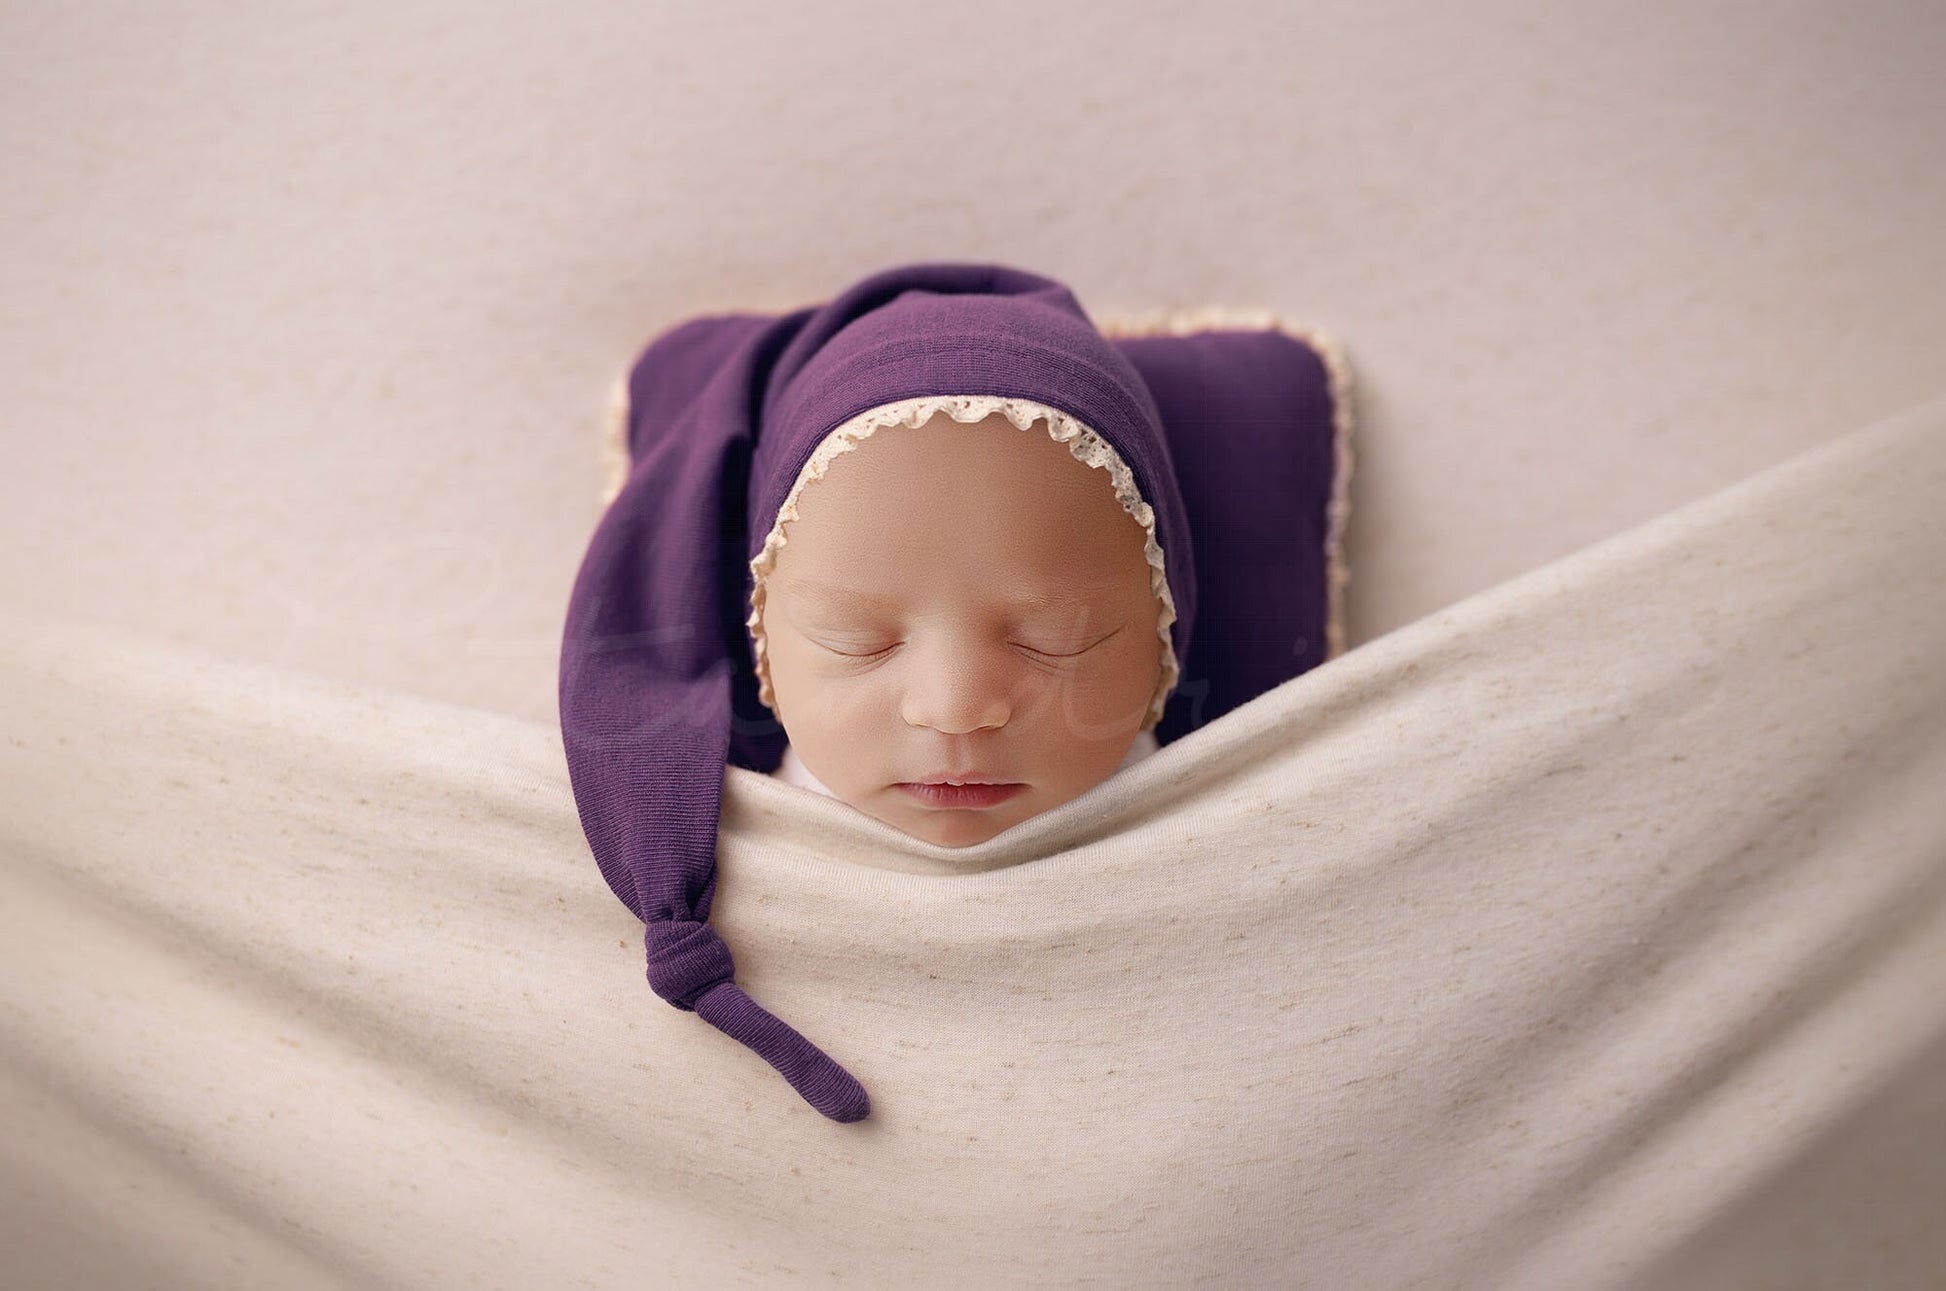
[899,644,1014,735]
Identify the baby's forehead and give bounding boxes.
[779,478,1146,593]
[757,402,1165,620]
[796,413,1128,523]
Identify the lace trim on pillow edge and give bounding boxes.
[597,366,631,514]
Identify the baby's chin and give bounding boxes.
[900,813,1023,849]
[852,788,1041,848]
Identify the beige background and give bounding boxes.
[3,0,1942,725]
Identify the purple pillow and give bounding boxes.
[1095,309,1353,740]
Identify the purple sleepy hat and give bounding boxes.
[560,262,1345,1123]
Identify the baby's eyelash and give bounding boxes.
[826,643,897,660]
[1020,642,1091,659]
[817,627,1128,665]
[1032,624,1127,658]
[821,639,1098,662]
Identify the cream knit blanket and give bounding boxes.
[3,395,1943,1289]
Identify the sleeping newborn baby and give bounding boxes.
[560,263,1203,1119]
[747,405,1167,848]
[562,260,1335,1121]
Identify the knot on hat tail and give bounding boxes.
[646,918,872,1124]
[645,917,737,1011]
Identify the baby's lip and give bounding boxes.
[896,781,1027,809]
[902,773,1018,786]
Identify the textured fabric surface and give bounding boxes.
[12,6,1946,715]
[3,394,1944,1289]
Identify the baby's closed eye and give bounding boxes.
[1022,622,1126,657]
[817,640,898,660]
[815,623,1124,662]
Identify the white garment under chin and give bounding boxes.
[773,728,1161,799]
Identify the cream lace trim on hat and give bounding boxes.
[744,395,1182,733]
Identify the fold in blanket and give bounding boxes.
[3,395,1944,1289]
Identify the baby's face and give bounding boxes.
[760,411,1164,848]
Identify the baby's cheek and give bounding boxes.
[782,670,899,742]
[1071,644,1164,723]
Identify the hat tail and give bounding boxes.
[694,982,872,1123]
[648,916,870,1122]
